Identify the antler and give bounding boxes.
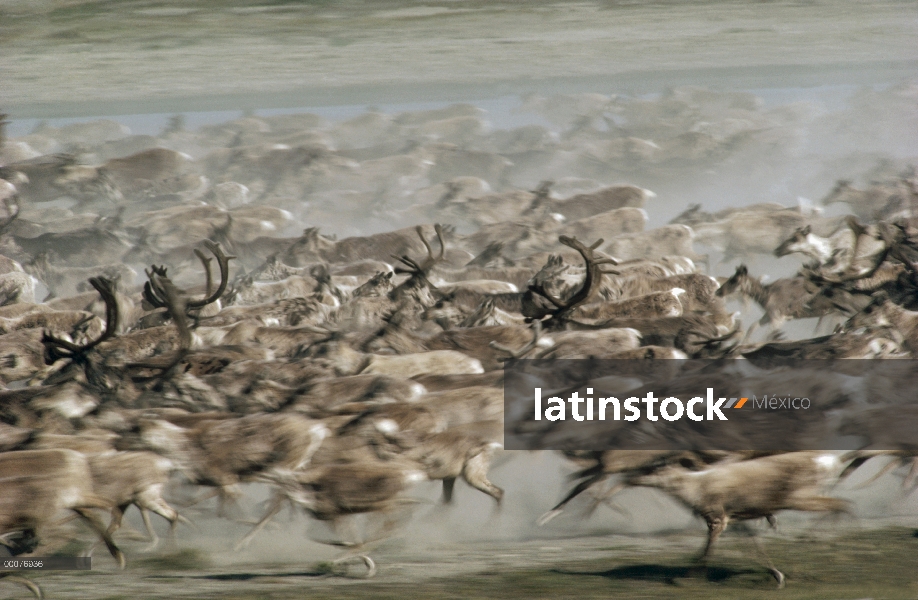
[390,225,447,301]
[42,276,120,361]
[187,240,235,308]
[526,236,616,326]
[142,265,170,309]
[150,272,192,351]
[142,240,235,313]
[394,224,445,275]
[127,270,202,387]
[193,248,214,299]
[797,219,885,286]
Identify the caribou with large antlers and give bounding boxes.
[522,235,616,328]
[142,239,235,317]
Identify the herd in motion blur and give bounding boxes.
[0,81,917,597]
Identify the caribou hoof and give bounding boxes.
[330,555,377,579]
[1,574,43,599]
[537,509,563,526]
[772,569,786,589]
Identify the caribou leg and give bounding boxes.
[744,311,784,345]
[441,477,456,504]
[73,508,126,570]
[136,490,193,551]
[235,491,286,552]
[216,486,245,519]
[814,315,825,335]
[178,487,221,509]
[461,447,504,505]
[324,514,407,579]
[581,481,628,519]
[84,503,128,558]
[538,470,607,526]
[139,507,161,551]
[734,522,786,589]
[903,457,918,494]
[698,512,729,567]
[0,573,43,599]
[330,554,377,579]
[851,455,905,490]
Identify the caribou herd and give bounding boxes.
[0,82,917,597]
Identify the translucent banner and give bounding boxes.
[503,359,918,451]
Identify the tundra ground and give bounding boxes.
[24,525,918,599]
[2,0,917,117]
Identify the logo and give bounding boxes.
[533,388,761,422]
[504,358,890,452]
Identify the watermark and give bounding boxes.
[504,359,917,451]
[532,388,810,422]
[0,557,90,570]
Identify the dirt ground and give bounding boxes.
[11,453,918,599]
[21,524,918,599]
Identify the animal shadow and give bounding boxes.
[552,563,759,586]
[179,570,330,581]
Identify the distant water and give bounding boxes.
[4,83,888,139]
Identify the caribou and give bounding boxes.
[0,449,126,598]
[624,452,856,588]
[715,264,856,341]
